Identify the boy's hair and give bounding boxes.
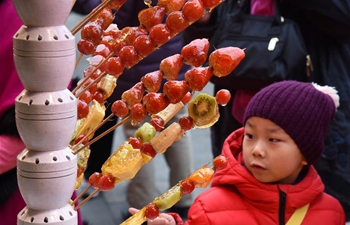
[243,81,339,164]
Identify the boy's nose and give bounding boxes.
[251,144,266,158]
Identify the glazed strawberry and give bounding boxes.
[105,57,124,78]
[141,70,163,93]
[158,0,186,14]
[121,82,146,108]
[111,100,129,118]
[209,47,245,77]
[182,0,205,23]
[184,67,213,91]
[138,6,166,31]
[130,103,147,124]
[165,11,187,35]
[118,45,140,69]
[103,23,121,39]
[142,92,170,114]
[159,54,183,80]
[181,38,210,67]
[91,6,115,30]
[149,24,171,46]
[163,80,190,104]
[133,34,156,58]
[93,43,111,58]
[200,0,222,9]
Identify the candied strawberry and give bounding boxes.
[165,11,187,35]
[200,0,222,9]
[158,0,186,14]
[209,47,245,77]
[118,45,140,69]
[121,82,145,108]
[159,54,183,80]
[141,70,163,92]
[163,80,190,104]
[181,38,210,67]
[149,24,171,46]
[138,6,166,31]
[182,0,204,23]
[184,67,213,91]
[133,35,156,58]
[142,92,170,115]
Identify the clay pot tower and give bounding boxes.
[12,0,79,224]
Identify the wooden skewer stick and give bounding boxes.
[75,71,107,98]
[71,0,110,35]
[72,52,113,95]
[71,183,92,206]
[72,113,115,152]
[75,53,84,70]
[74,116,131,155]
[74,188,101,210]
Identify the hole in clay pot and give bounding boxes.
[69,211,73,216]
[53,156,57,161]
[31,217,34,222]
[53,35,58,40]
[60,215,64,221]
[35,158,39,164]
[26,35,30,40]
[70,96,74,101]
[29,99,33,105]
[58,98,63,103]
[66,155,71,160]
[15,33,19,38]
[38,35,42,41]
[21,209,26,215]
[45,100,50,105]
[65,34,69,39]
[21,155,26,160]
[18,96,22,101]
[44,217,48,223]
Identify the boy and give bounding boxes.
[131,80,346,224]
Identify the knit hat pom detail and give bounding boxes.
[312,83,340,109]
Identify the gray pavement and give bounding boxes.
[66,12,215,225]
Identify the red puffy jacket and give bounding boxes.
[181,128,345,225]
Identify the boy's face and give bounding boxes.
[242,117,308,184]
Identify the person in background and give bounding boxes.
[73,0,194,219]
[132,80,346,225]
[183,0,350,221]
[0,0,83,224]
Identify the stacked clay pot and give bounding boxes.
[12,0,79,224]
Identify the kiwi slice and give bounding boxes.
[134,122,157,143]
[153,184,182,211]
[188,93,220,128]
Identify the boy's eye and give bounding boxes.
[268,138,280,142]
[245,133,254,139]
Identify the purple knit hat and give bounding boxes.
[243,81,339,164]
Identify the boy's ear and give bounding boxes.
[301,157,308,166]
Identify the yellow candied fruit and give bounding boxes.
[101,141,145,181]
[153,184,182,211]
[188,167,214,188]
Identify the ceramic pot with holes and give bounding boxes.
[15,89,77,151]
[12,0,74,27]
[17,147,77,210]
[13,25,76,92]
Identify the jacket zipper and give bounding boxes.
[279,190,286,225]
